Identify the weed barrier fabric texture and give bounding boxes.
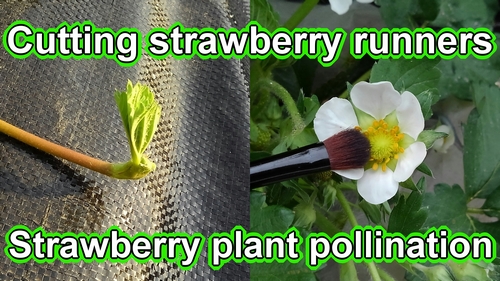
[0,0,249,280]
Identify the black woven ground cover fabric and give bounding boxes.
[0,0,249,280]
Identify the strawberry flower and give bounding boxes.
[314,81,427,204]
[330,0,374,15]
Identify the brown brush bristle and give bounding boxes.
[323,129,371,170]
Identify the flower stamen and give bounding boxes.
[362,119,404,172]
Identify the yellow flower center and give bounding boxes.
[355,119,404,172]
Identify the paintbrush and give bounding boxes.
[250,129,371,189]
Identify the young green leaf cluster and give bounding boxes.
[112,80,162,179]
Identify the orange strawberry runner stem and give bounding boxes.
[0,119,113,176]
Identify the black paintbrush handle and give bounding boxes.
[250,142,331,189]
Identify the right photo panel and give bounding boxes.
[250,1,500,280]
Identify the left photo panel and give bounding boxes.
[0,1,249,280]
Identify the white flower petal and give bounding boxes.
[351,81,401,120]
[334,168,364,180]
[432,138,445,151]
[330,0,352,15]
[393,142,427,182]
[440,135,455,153]
[356,0,374,3]
[396,91,425,139]
[357,169,399,204]
[433,125,455,153]
[313,97,359,142]
[435,124,451,134]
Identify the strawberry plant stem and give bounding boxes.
[0,119,113,176]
